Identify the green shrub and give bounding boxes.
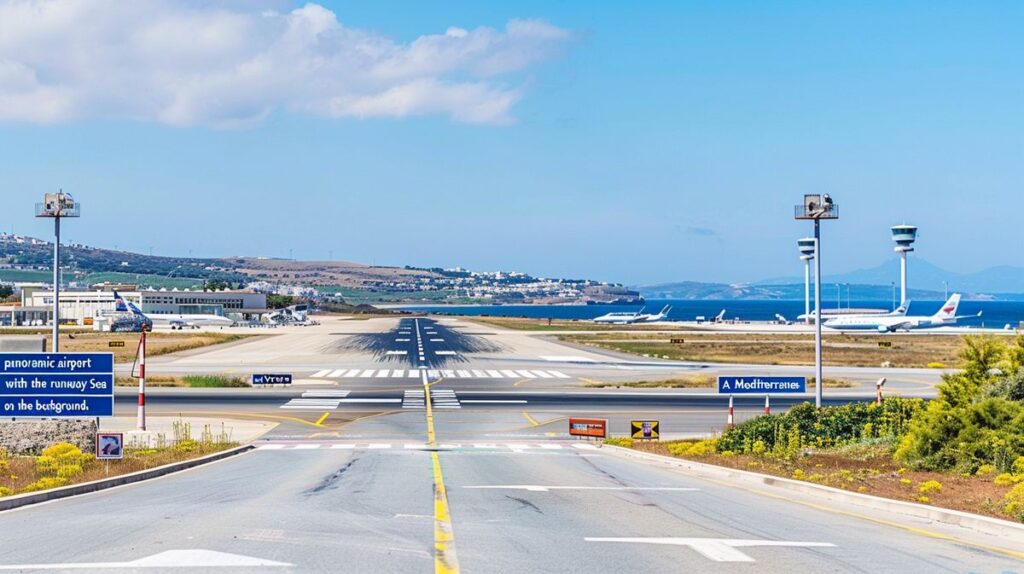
[603,437,633,448]
[0,486,12,497]
[716,398,924,457]
[21,476,69,492]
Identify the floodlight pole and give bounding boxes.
[52,216,60,352]
[813,220,822,408]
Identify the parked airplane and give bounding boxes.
[798,303,908,323]
[823,294,979,332]
[114,291,234,329]
[592,305,672,325]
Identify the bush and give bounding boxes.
[716,398,924,457]
[0,486,12,497]
[666,439,717,457]
[21,476,70,492]
[603,437,633,448]
[918,480,942,494]
[1005,483,1024,522]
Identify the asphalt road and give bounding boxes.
[6,316,1018,572]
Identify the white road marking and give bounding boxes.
[435,351,458,356]
[339,398,403,403]
[472,369,487,377]
[408,370,421,378]
[294,444,320,450]
[500,370,519,378]
[459,400,528,404]
[343,369,361,378]
[464,485,699,492]
[571,443,599,450]
[367,443,392,449]
[310,369,331,378]
[256,444,285,450]
[327,369,346,378]
[330,444,355,449]
[487,370,503,378]
[376,370,391,377]
[359,369,375,378]
[583,538,835,563]
[395,338,411,342]
[385,351,407,356]
[428,370,440,378]
[441,370,455,378]
[430,338,444,342]
[456,370,471,378]
[392,370,406,378]
[515,370,537,378]
[530,370,554,378]
[550,370,571,379]
[0,550,292,570]
[302,390,350,398]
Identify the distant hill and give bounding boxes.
[756,257,1024,296]
[637,281,950,301]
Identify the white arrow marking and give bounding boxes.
[0,549,292,570]
[464,485,698,492]
[584,538,835,562]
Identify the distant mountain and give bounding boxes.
[756,257,1024,295]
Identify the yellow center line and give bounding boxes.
[432,450,459,573]
[521,411,540,426]
[512,378,531,387]
[314,411,330,426]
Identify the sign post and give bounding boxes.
[568,418,607,439]
[0,353,114,417]
[718,376,807,427]
[252,374,292,387]
[630,420,660,440]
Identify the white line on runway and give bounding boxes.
[343,369,361,378]
[436,351,457,356]
[583,538,835,563]
[515,370,537,378]
[359,369,375,378]
[327,369,347,378]
[392,370,406,378]
[459,400,528,404]
[0,550,293,570]
[339,398,403,403]
[311,369,331,378]
[385,351,407,356]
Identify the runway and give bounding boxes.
[8,315,1014,572]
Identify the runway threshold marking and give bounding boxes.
[314,412,331,426]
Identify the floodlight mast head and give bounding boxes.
[35,191,80,219]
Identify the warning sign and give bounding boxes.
[96,432,124,459]
[631,420,660,440]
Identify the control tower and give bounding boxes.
[891,225,918,307]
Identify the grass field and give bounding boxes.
[115,374,249,387]
[22,331,259,362]
[560,332,964,368]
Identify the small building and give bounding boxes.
[23,289,268,325]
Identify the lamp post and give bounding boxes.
[35,192,80,352]
[795,194,838,408]
[798,238,816,325]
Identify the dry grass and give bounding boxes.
[24,332,259,362]
[115,375,249,388]
[562,332,965,368]
[627,442,1013,520]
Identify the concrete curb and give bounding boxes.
[603,445,1024,540]
[0,444,254,513]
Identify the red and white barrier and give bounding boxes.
[137,329,147,431]
[726,394,735,429]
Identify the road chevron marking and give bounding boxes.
[584,538,835,563]
[463,486,699,492]
[0,549,292,570]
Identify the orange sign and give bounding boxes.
[569,418,607,438]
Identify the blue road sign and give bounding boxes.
[718,376,806,394]
[0,353,114,417]
[252,373,292,385]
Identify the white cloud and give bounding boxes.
[0,1,571,127]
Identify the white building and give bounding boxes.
[23,289,268,325]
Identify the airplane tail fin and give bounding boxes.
[113,291,129,313]
[659,305,672,317]
[893,302,909,316]
[933,293,961,320]
[715,309,726,322]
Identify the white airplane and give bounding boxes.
[593,305,672,325]
[114,291,235,329]
[823,294,979,332]
[798,302,908,323]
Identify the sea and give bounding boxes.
[401,299,1024,329]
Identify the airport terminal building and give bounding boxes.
[17,288,268,325]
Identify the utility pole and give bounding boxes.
[35,191,80,352]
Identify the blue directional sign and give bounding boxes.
[252,373,292,385]
[718,376,806,394]
[0,353,114,417]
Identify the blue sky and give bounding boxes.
[1,1,1021,284]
